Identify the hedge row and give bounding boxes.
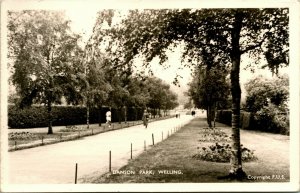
[216,110,253,130]
[216,110,289,135]
[8,105,145,128]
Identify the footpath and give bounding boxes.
[8,116,174,151]
[4,115,195,184]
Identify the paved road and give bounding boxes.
[5,115,195,184]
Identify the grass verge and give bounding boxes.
[80,118,289,183]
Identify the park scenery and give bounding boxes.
[2,2,295,191]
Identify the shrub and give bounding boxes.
[253,104,289,134]
[216,108,289,135]
[8,105,145,128]
[9,132,38,140]
[60,125,87,132]
[199,128,230,142]
[193,143,257,162]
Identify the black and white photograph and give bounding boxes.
[0,0,299,192]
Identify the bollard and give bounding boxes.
[75,163,78,184]
[41,136,44,145]
[131,143,133,159]
[109,150,111,172]
[144,140,146,151]
[15,141,17,150]
[152,133,154,145]
[92,128,94,135]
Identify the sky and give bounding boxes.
[4,0,290,105]
[64,8,289,104]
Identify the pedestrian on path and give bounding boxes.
[142,109,149,128]
[106,109,112,127]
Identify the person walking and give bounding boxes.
[142,109,149,128]
[106,109,112,127]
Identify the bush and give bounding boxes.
[9,132,38,140]
[216,108,289,135]
[8,105,145,128]
[199,128,230,142]
[193,143,257,163]
[253,104,289,135]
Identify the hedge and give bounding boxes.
[216,109,289,135]
[8,105,145,129]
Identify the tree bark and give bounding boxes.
[206,106,212,128]
[47,100,53,134]
[118,107,121,124]
[124,106,127,123]
[99,106,102,126]
[228,11,246,178]
[86,105,90,129]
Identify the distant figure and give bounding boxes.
[142,109,150,128]
[106,110,112,127]
[175,110,178,118]
[191,110,195,117]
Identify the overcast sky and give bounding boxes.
[4,0,290,103]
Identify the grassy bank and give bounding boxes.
[80,118,289,183]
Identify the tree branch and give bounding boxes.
[240,35,267,54]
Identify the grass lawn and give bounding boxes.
[81,117,290,183]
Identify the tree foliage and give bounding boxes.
[244,74,289,113]
[187,66,231,127]
[8,10,82,134]
[89,8,288,177]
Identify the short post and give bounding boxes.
[41,136,44,145]
[15,141,17,150]
[144,140,146,151]
[112,124,114,129]
[75,163,78,184]
[92,128,94,135]
[152,133,154,145]
[109,150,111,172]
[60,134,62,141]
[130,143,133,159]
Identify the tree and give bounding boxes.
[244,74,289,113]
[144,77,178,117]
[91,8,288,179]
[187,66,231,127]
[8,10,82,134]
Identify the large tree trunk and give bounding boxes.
[206,105,212,128]
[47,100,53,134]
[134,107,137,121]
[99,106,102,126]
[124,106,127,123]
[86,105,90,129]
[118,107,121,124]
[213,102,218,128]
[228,11,246,179]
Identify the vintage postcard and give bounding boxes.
[1,0,299,192]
